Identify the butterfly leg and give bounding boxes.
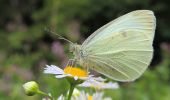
[67,59,76,67]
[83,63,89,72]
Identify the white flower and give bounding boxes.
[57,88,81,100]
[70,88,81,98]
[57,94,65,100]
[79,77,119,90]
[44,65,92,80]
[73,91,87,100]
[74,91,112,100]
[92,92,112,100]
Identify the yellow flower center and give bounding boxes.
[88,95,93,100]
[64,66,88,77]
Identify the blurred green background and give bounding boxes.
[0,0,170,100]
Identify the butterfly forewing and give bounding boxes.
[82,10,155,48]
[80,10,156,81]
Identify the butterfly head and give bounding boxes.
[69,43,83,61]
[69,43,81,53]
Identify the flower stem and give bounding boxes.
[37,90,53,100]
[67,84,75,100]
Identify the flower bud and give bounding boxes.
[23,81,39,96]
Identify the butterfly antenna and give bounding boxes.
[45,28,74,44]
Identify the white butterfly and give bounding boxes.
[69,10,156,82]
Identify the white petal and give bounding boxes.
[74,76,78,80]
[75,91,87,100]
[58,94,65,100]
[79,78,119,90]
[44,65,64,75]
[103,82,119,89]
[78,81,91,87]
[55,75,68,78]
[93,92,104,100]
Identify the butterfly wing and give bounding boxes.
[81,10,156,82]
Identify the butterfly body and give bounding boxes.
[70,10,156,82]
[70,44,88,66]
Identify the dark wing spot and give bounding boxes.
[121,31,127,37]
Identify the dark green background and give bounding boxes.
[0,0,170,99]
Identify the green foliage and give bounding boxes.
[0,0,170,99]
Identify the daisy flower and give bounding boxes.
[44,65,97,100]
[74,91,112,100]
[57,90,112,100]
[79,77,119,90]
[44,65,117,100]
[44,65,92,81]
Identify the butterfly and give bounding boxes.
[64,10,156,82]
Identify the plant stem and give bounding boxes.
[37,90,53,100]
[67,84,75,100]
